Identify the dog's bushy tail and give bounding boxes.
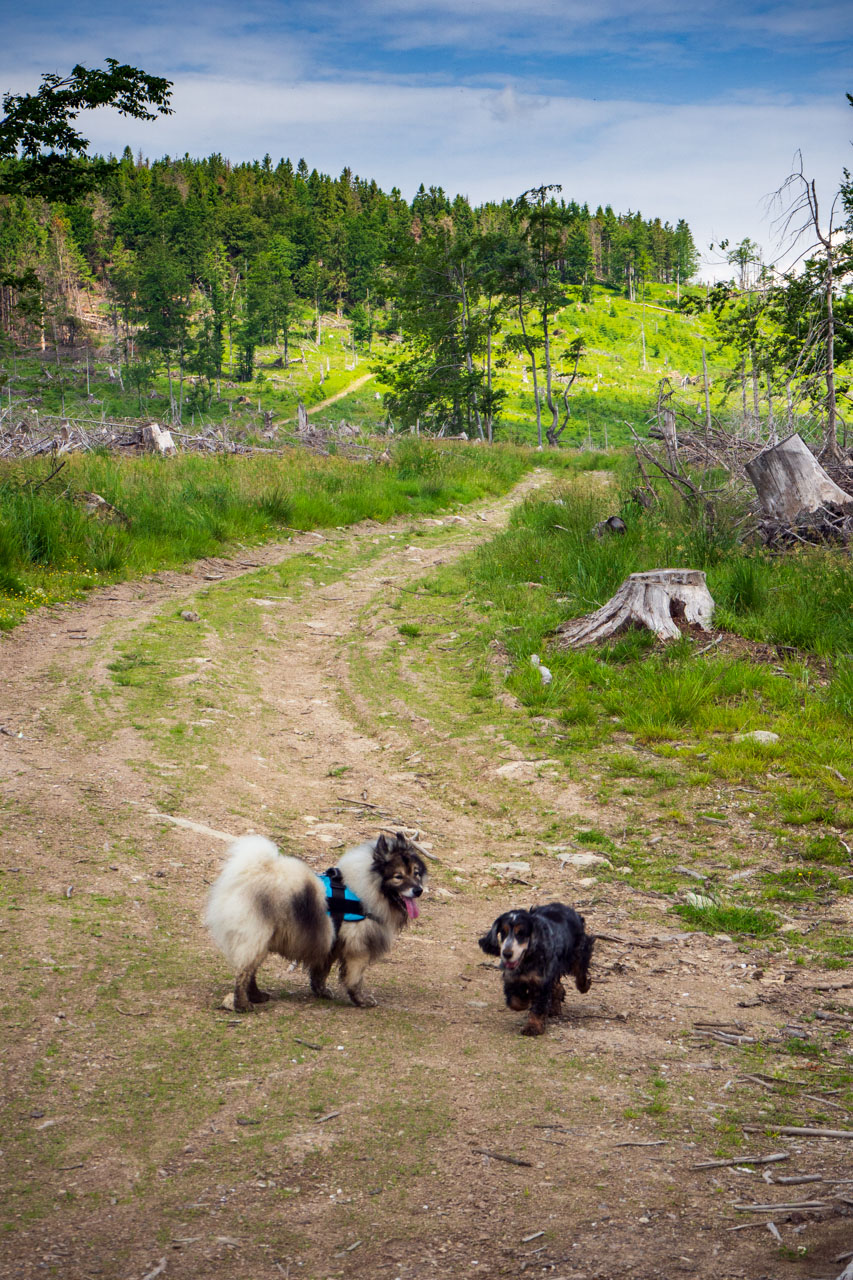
[571,933,595,994]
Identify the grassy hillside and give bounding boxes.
[2,282,764,448]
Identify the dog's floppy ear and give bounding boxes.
[478,915,505,956]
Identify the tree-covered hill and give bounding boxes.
[0,149,697,415]
[2,140,850,450]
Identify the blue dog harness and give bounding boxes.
[318,867,372,932]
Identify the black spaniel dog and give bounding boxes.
[478,903,594,1036]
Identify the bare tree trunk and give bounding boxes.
[773,159,843,460]
[823,243,840,458]
[701,346,712,440]
[543,301,562,446]
[640,285,647,371]
[766,378,776,445]
[518,295,542,449]
[660,407,679,471]
[486,319,493,444]
[458,261,484,441]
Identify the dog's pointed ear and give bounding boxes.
[478,917,503,956]
[373,833,392,864]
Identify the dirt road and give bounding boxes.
[1,472,850,1280]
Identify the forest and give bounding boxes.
[0,142,701,425]
[0,69,851,458]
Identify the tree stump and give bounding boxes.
[555,569,715,647]
[745,433,853,521]
[140,422,175,455]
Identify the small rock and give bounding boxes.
[180,610,201,623]
[221,992,235,1011]
[495,759,560,779]
[558,852,611,870]
[735,730,779,745]
[490,861,531,875]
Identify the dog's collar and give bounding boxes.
[319,868,374,929]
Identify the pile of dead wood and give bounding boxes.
[635,381,853,547]
[0,411,386,463]
[0,414,231,459]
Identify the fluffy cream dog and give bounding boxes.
[206,831,426,1010]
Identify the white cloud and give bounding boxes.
[66,77,852,279]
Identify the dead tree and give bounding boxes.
[771,153,849,462]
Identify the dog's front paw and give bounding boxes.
[348,990,377,1008]
[311,984,335,1000]
[520,1015,546,1036]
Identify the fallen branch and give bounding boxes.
[733,1200,827,1213]
[743,1125,853,1139]
[472,1148,533,1167]
[591,932,662,949]
[141,1261,168,1280]
[692,1153,788,1170]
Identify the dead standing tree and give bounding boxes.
[770,152,851,463]
[632,378,733,515]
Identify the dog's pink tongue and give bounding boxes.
[405,897,419,920]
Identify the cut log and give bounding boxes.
[745,433,853,521]
[556,569,714,647]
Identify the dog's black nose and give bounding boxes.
[412,885,423,897]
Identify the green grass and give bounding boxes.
[0,440,538,629]
[334,463,853,939]
[673,901,780,937]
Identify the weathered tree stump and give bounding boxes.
[745,433,853,521]
[140,422,176,455]
[297,401,310,431]
[555,569,715,647]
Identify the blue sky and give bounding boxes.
[3,0,852,278]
